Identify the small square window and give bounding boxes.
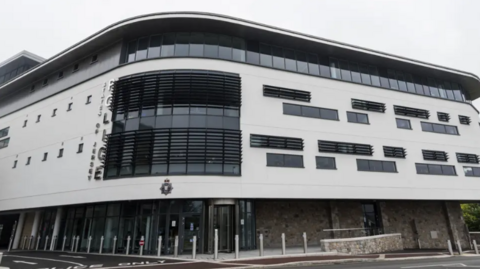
[52,108,57,117]
[77,143,83,153]
[91,55,98,63]
[67,103,73,111]
[42,78,48,86]
[396,118,411,129]
[316,156,336,169]
[26,157,31,165]
[73,64,79,72]
[86,95,92,104]
[36,115,41,123]
[58,148,64,158]
[23,120,27,128]
[12,160,17,168]
[58,71,64,79]
[42,152,48,161]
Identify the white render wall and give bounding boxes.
[1,58,480,212]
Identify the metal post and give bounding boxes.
[112,236,117,254]
[36,236,41,251]
[26,236,31,250]
[8,235,14,251]
[0,252,3,264]
[51,236,57,251]
[303,232,308,253]
[139,236,144,256]
[192,236,197,259]
[174,235,179,257]
[281,233,286,255]
[62,236,66,251]
[71,237,75,252]
[22,236,27,250]
[44,235,49,251]
[99,236,104,254]
[214,229,218,260]
[235,234,239,259]
[457,240,463,255]
[157,236,162,257]
[474,240,479,255]
[126,236,131,255]
[447,240,453,255]
[87,236,92,253]
[74,236,79,253]
[259,234,264,257]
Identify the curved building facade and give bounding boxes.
[0,12,479,254]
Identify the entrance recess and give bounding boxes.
[214,205,234,252]
[179,214,201,253]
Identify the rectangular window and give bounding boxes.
[250,134,303,150]
[91,54,98,63]
[464,167,480,177]
[52,108,57,117]
[437,112,450,122]
[316,156,336,169]
[0,138,9,149]
[318,140,373,156]
[422,150,449,162]
[58,71,64,79]
[86,95,92,104]
[161,33,175,57]
[394,105,430,119]
[456,153,479,164]
[77,143,84,153]
[347,112,369,124]
[0,127,9,138]
[67,103,73,111]
[283,103,338,121]
[23,120,27,128]
[42,152,48,161]
[459,115,471,125]
[26,156,31,165]
[259,44,273,67]
[357,159,397,172]
[383,146,407,158]
[12,160,17,168]
[351,99,386,113]
[263,85,311,102]
[73,63,79,72]
[36,115,41,123]
[421,122,459,135]
[148,35,162,58]
[266,153,304,168]
[396,118,411,130]
[58,148,64,158]
[416,163,456,176]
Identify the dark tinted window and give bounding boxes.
[283,103,301,116]
[347,112,369,124]
[267,153,303,168]
[189,33,204,57]
[357,159,397,172]
[416,163,456,176]
[316,156,336,169]
[174,33,190,56]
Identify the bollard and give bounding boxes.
[8,235,13,251]
[447,240,453,255]
[303,232,308,254]
[281,233,286,255]
[457,240,463,255]
[112,236,117,254]
[139,236,144,256]
[235,234,239,259]
[22,236,27,250]
[474,240,479,255]
[87,236,92,253]
[126,236,131,255]
[214,229,218,260]
[192,236,197,259]
[174,236,179,257]
[259,234,264,257]
[44,235,49,251]
[62,236,67,251]
[71,237,75,252]
[36,236,41,251]
[26,236,31,250]
[99,236,104,254]
[51,236,57,251]
[0,252,3,264]
[74,236,80,253]
[157,236,162,257]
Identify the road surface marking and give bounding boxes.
[5,254,84,266]
[13,260,37,265]
[402,263,466,268]
[60,255,87,258]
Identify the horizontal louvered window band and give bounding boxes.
[250,134,304,150]
[263,85,311,102]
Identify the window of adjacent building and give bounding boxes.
[91,54,98,63]
[42,78,48,87]
[316,156,336,169]
[58,71,64,79]
[421,122,459,135]
[464,167,480,177]
[396,118,411,129]
[12,160,17,169]
[26,156,31,165]
[77,143,83,153]
[36,115,41,123]
[23,120,27,128]
[415,163,456,176]
[266,153,304,168]
[67,103,73,111]
[42,152,48,161]
[86,95,92,104]
[73,63,79,72]
[0,127,9,138]
[283,103,338,121]
[0,138,9,149]
[347,112,369,124]
[357,159,397,172]
[58,148,64,158]
[52,108,57,117]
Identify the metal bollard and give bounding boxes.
[281,233,286,255]
[214,229,218,260]
[157,236,162,257]
[87,236,92,253]
[447,240,453,255]
[139,236,144,256]
[26,236,31,250]
[112,236,117,254]
[174,236,179,257]
[0,252,3,264]
[457,240,463,255]
[36,236,41,251]
[235,234,239,259]
[303,232,308,253]
[474,240,479,255]
[51,235,57,251]
[259,234,264,256]
[44,235,49,251]
[74,236,80,253]
[62,236,67,251]
[8,235,13,252]
[22,236,27,250]
[99,236,104,254]
[71,237,75,252]
[192,236,197,259]
[126,236,131,255]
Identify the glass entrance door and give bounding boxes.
[179,214,200,253]
[214,205,234,252]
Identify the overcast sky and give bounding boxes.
[1,0,479,110]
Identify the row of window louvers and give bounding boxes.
[111,70,241,114]
[263,85,472,124]
[250,134,479,163]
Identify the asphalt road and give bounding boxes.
[281,256,480,269]
[0,251,241,269]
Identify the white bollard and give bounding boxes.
[36,236,41,251]
[26,236,31,250]
[99,236,104,254]
[8,235,14,251]
[74,236,80,253]
[112,236,117,254]
[235,234,239,259]
[71,237,75,252]
[139,236,144,256]
[157,236,162,257]
[214,229,218,260]
[457,240,463,255]
[192,236,197,259]
[303,232,308,253]
[62,236,67,251]
[87,236,92,253]
[174,236,179,257]
[51,236,57,251]
[474,240,479,255]
[44,235,49,251]
[281,233,286,255]
[0,252,3,264]
[22,236,27,250]
[126,236,131,255]
[447,240,453,255]
[259,234,264,256]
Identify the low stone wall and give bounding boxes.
[320,234,403,254]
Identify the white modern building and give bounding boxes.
[0,12,479,254]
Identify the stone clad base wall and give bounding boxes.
[320,234,403,254]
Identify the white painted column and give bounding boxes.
[50,207,63,250]
[30,211,42,238]
[12,212,26,249]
